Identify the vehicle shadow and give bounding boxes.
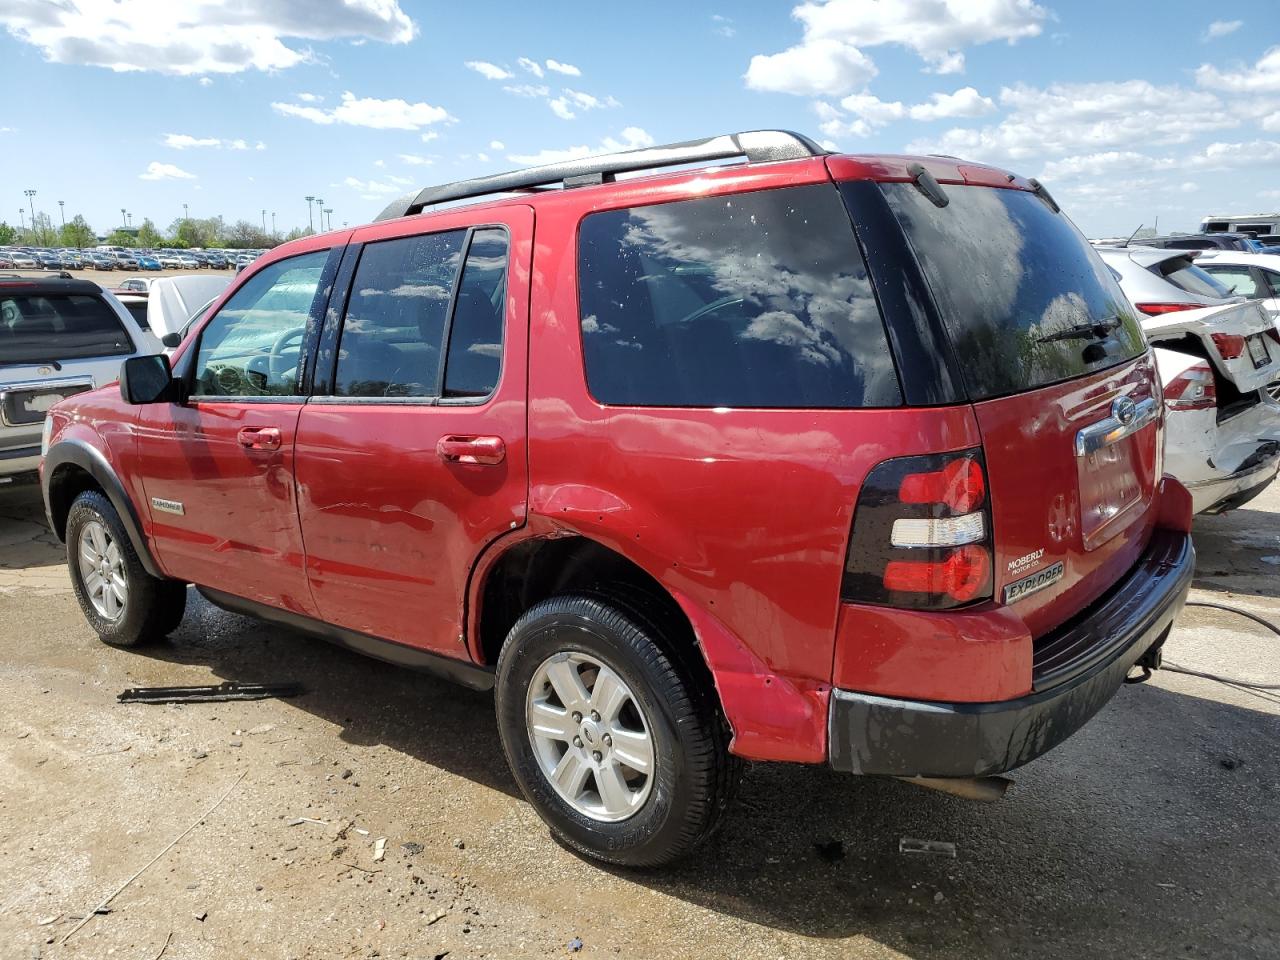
[0,481,66,572]
[137,592,1277,957]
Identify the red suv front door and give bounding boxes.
[136,247,341,615]
[292,206,531,658]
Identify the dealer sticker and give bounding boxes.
[1003,561,1065,604]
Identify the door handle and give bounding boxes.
[437,435,506,465]
[237,426,282,451]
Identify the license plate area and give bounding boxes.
[0,384,92,426]
[1247,333,1271,370]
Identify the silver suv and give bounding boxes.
[1,275,154,480]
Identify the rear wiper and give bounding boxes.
[1036,316,1122,344]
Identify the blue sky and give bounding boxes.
[1,0,1277,239]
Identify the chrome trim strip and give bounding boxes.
[1075,396,1158,457]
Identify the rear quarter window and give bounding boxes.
[0,293,134,363]
[880,182,1147,400]
[576,183,901,408]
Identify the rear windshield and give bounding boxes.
[1153,257,1232,299]
[881,182,1146,400]
[0,293,134,364]
[577,183,901,408]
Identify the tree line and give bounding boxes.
[0,212,312,250]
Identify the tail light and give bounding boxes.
[842,449,993,610]
[1162,361,1216,410]
[1209,332,1246,359]
[1135,302,1202,316]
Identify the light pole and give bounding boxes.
[271,211,276,235]
[18,208,25,232]
[24,189,36,226]
[58,200,65,228]
[261,208,267,232]
[126,212,132,227]
[183,202,189,221]
[121,207,126,228]
[305,196,314,231]
[315,197,324,231]
[324,208,333,230]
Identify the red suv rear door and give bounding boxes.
[292,205,531,657]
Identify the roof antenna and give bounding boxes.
[1119,223,1144,248]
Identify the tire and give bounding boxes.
[495,593,740,867]
[66,490,187,647]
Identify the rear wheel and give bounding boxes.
[66,490,187,647]
[495,593,739,867]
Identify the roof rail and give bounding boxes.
[375,129,827,221]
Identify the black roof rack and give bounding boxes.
[376,129,827,221]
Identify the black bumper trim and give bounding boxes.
[828,529,1194,778]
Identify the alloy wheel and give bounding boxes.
[78,519,128,620]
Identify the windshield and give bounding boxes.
[0,293,134,364]
[878,182,1147,400]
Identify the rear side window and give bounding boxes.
[1200,265,1260,298]
[1154,257,1232,299]
[0,294,133,364]
[577,184,901,408]
[336,231,465,398]
[333,227,509,400]
[881,182,1146,400]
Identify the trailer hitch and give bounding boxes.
[1124,642,1164,685]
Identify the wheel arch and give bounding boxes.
[42,439,165,579]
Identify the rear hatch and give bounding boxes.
[0,284,136,450]
[1142,300,1278,394]
[877,177,1161,639]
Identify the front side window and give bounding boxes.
[192,250,328,397]
[0,294,134,363]
[577,184,900,408]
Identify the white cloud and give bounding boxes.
[712,14,735,38]
[164,133,221,149]
[296,92,323,103]
[0,0,415,76]
[489,139,505,150]
[466,60,512,80]
[273,91,452,130]
[198,76,212,86]
[547,87,620,119]
[545,58,580,76]
[398,153,434,165]
[517,56,544,77]
[1196,46,1280,93]
[907,86,996,120]
[503,83,550,98]
[508,126,654,166]
[139,161,196,181]
[549,97,575,120]
[342,176,399,195]
[905,80,1239,164]
[746,38,876,96]
[1203,19,1243,41]
[746,0,1047,95]
[420,131,439,143]
[387,174,412,186]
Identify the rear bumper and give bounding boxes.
[0,443,42,478]
[1185,446,1280,514]
[828,528,1194,777]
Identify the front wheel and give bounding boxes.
[495,594,739,867]
[66,490,187,647]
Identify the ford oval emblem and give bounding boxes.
[1112,395,1137,425]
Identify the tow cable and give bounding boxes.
[1128,599,1280,691]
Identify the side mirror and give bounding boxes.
[119,354,175,405]
[161,332,183,349]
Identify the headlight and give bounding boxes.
[40,415,54,458]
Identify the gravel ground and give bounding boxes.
[1,477,1277,959]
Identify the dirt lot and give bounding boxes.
[1,478,1277,959]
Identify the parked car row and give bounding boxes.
[0,246,264,272]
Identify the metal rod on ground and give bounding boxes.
[61,771,247,944]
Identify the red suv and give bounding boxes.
[41,131,1194,866]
